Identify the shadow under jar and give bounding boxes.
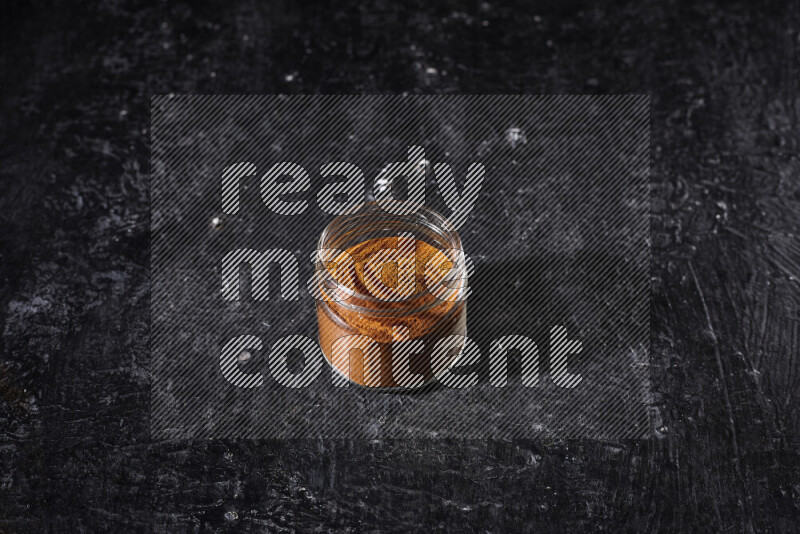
[315,201,468,388]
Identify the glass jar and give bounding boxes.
[314,200,468,388]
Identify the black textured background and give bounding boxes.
[1,0,799,532]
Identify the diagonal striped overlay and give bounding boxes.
[151,95,651,440]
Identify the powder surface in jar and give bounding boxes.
[328,236,459,342]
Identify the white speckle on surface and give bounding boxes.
[224,510,238,521]
[375,176,391,193]
[505,127,527,148]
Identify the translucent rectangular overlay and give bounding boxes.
[151,95,651,439]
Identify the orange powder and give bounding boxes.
[316,236,467,387]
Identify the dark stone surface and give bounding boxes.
[1,0,799,531]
